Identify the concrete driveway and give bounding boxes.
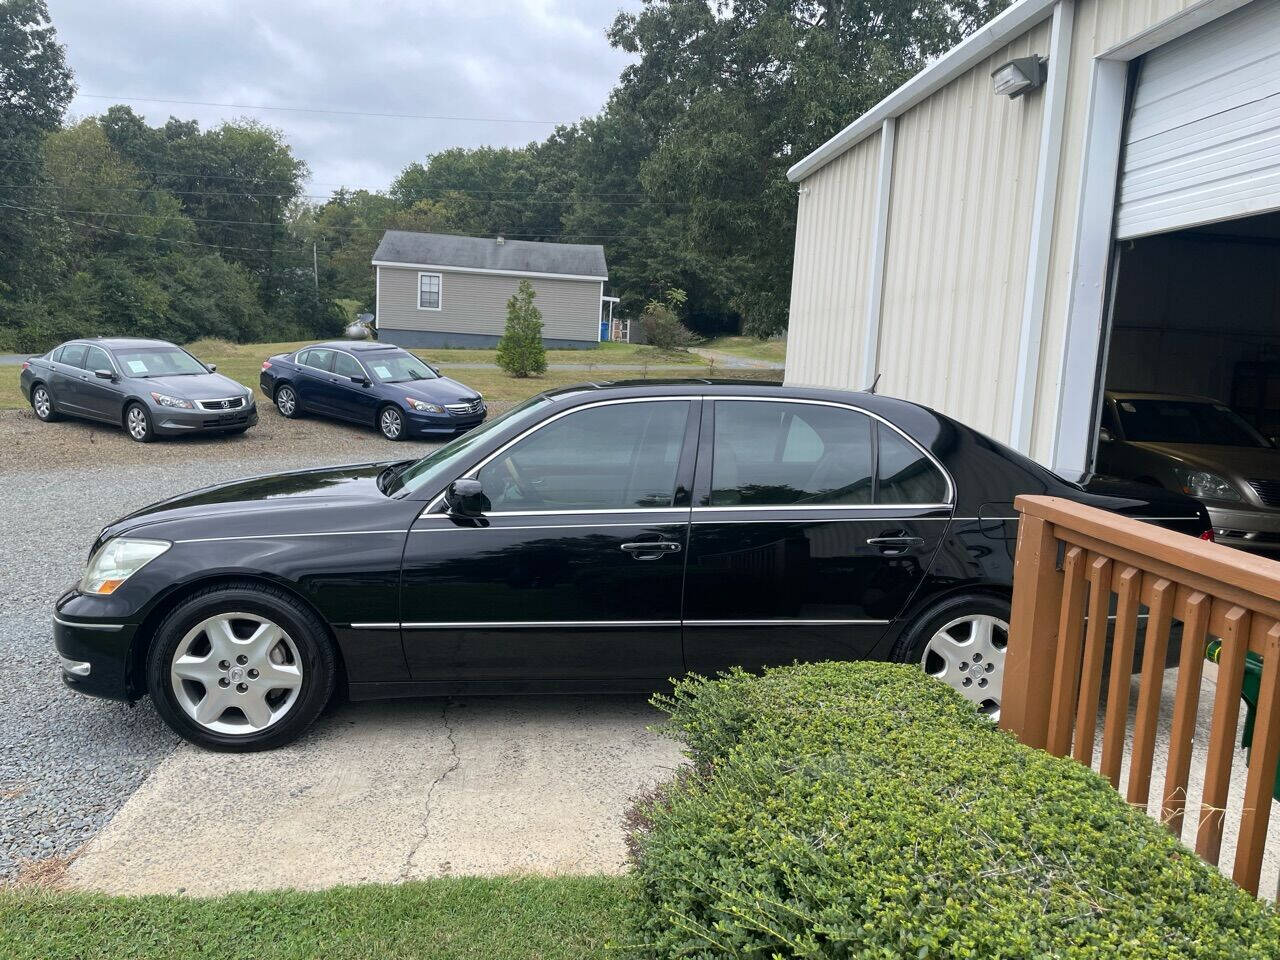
[67,695,683,896]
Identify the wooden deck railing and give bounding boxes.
[999,495,1280,898]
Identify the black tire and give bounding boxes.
[145,582,336,752]
[889,592,1011,718]
[124,402,154,443]
[29,383,61,422]
[378,404,405,441]
[274,383,301,418]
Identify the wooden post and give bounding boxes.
[1101,566,1142,787]
[1162,591,1209,835]
[1074,555,1113,766]
[1127,577,1174,808]
[1233,623,1280,895]
[1046,546,1088,756]
[1000,510,1064,749]
[1196,605,1250,865]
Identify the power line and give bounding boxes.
[75,93,567,126]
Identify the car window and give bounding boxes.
[876,424,948,504]
[299,349,335,372]
[476,401,690,512]
[709,400,874,507]
[83,345,113,373]
[1100,403,1119,436]
[366,351,438,383]
[50,345,65,363]
[332,353,365,379]
[1113,397,1268,448]
[111,346,207,377]
[60,343,87,368]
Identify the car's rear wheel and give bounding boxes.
[146,583,335,751]
[379,405,404,441]
[275,383,300,418]
[125,402,153,442]
[30,384,60,422]
[891,594,1011,721]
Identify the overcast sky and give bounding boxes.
[47,0,638,199]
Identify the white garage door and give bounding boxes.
[1115,0,1280,240]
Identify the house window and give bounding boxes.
[418,272,442,310]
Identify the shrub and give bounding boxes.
[629,663,1280,959]
[496,279,547,378]
[638,288,699,352]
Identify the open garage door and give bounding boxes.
[1115,0,1280,240]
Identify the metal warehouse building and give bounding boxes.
[785,0,1280,479]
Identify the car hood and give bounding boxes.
[99,461,405,544]
[398,376,481,404]
[1127,441,1280,477]
[130,372,251,401]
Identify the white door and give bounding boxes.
[1115,0,1280,239]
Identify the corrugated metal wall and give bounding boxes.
[875,20,1051,439]
[785,131,882,390]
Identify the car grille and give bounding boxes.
[1248,478,1280,507]
[198,397,245,411]
[201,414,249,428]
[445,399,484,416]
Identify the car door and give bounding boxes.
[293,348,336,413]
[681,398,954,675]
[78,345,124,422]
[399,397,698,682]
[330,351,380,425]
[49,343,88,414]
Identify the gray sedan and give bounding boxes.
[19,337,257,442]
[1097,390,1280,551]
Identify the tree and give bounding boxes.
[639,287,699,351]
[496,280,547,378]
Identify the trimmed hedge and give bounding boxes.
[628,663,1280,958]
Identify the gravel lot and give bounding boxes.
[0,405,449,878]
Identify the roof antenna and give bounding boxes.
[865,372,882,394]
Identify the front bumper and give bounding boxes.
[152,402,258,436]
[53,589,138,701]
[406,406,486,437]
[1205,502,1280,552]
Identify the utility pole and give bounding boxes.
[312,241,319,290]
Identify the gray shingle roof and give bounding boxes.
[372,231,607,279]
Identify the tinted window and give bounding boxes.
[332,352,365,379]
[83,345,113,373]
[50,345,65,363]
[477,401,689,511]
[710,401,873,506]
[1100,403,1119,436]
[299,349,335,372]
[60,343,87,368]
[1114,398,1267,448]
[876,424,948,504]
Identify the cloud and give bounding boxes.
[48,0,637,196]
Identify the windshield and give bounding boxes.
[385,395,555,496]
[366,350,439,383]
[1115,398,1269,448]
[112,346,208,378]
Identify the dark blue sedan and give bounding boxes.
[260,342,485,440]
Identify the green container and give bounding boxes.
[1205,640,1276,801]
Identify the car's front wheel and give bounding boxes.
[30,384,60,422]
[891,593,1011,721]
[124,402,153,442]
[146,583,336,751]
[378,405,404,441]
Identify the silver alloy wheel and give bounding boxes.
[169,612,303,735]
[380,407,402,439]
[920,613,1008,720]
[276,386,296,416]
[33,387,51,419]
[126,405,149,440]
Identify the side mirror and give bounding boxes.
[94,368,115,381]
[351,375,371,386]
[446,478,489,518]
[206,363,217,372]
[1098,427,1113,443]
[428,364,440,376]
[1268,435,1280,450]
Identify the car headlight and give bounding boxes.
[1171,467,1242,502]
[405,397,445,414]
[150,392,194,409]
[80,538,171,595]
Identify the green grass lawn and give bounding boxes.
[701,335,787,364]
[0,876,631,960]
[5,337,772,412]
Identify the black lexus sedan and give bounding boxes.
[260,342,485,440]
[54,381,1210,751]
[21,338,257,441]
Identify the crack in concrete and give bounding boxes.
[399,700,461,881]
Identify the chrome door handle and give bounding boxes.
[865,536,924,546]
[620,541,682,559]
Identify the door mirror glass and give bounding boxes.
[94,368,115,380]
[206,363,217,372]
[446,478,489,517]
[1098,426,1113,443]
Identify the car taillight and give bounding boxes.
[1200,529,1215,543]
[21,361,29,370]
[261,360,272,370]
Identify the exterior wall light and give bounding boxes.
[991,56,1048,98]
